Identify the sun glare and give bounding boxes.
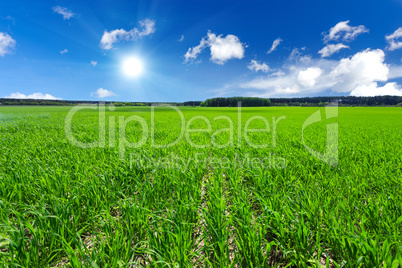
[122,57,144,77]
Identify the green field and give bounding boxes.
[0,105,401,267]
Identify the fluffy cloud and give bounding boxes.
[248,60,270,73]
[208,33,245,65]
[91,60,97,66]
[350,82,402,96]
[184,31,245,65]
[4,92,61,100]
[385,27,402,51]
[318,43,349,57]
[91,88,116,98]
[52,6,74,20]
[323,20,368,43]
[60,49,68,54]
[267,38,282,54]
[100,19,155,50]
[329,49,389,92]
[0,32,16,56]
[179,35,184,42]
[297,67,323,87]
[237,48,402,97]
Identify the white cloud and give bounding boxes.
[179,35,184,42]
[385,27,402,41]
[241,72,303,94]
[385,27,402,51]
[236,48,402,97]
[208,33,245,65]
[323,20,368,43]
[184,31,245,65]
[318,43,349,57]
[91,88,116,98]
[91,60,97,66]
[100,19,156,50]
[184,37,208,63]
[297,67,323,87]
[4,92,61,100]
[329,49,389,92]
[267,38,282,54]
[270,70,285,77]
[248,60,270,73]
[0,32,16,56]
[52,6,74,20]
[289,47,311,63]
[60,49,68,54]
[350,82,402,96]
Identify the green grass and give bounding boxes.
[0,105,401,267]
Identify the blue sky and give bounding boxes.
[1,0,402,102]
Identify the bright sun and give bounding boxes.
[122,57,144,77]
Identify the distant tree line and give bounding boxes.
[200,96,402,107]
[111,102,149,107]
[0,99,178,106]
[270,96,402,106]
[183,101,202,106]
[0,99,69,106]
[201,97,272,107]
[339,96,402,106]
[1,95,402,107]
